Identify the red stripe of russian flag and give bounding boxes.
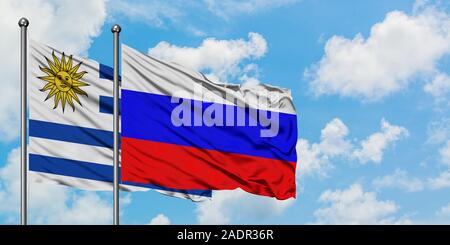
[121,137,296,200]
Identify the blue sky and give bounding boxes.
[1,0,450,224]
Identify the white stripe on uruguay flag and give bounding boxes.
[28,40,211,200]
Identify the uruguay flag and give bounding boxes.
[28,40,211,201]
[121,45,297,200]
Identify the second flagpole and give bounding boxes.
[112,24,121,226]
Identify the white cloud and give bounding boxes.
[372,169,424,192]
[108,1,295,36]
[297,118,351,177]
[426,130,450,191]
[47,192,112,225]
[0,0,107,141]
[427,117,450,144]
[196,189,294,224]
[296,138,330,177]
[298,118,408,177]
[424,73,450,98]
[427,119,450,172]
[439,140,450,165]
[318,118,352,156]
[306,6,450,101]
[148,214,171,225]
[108,0,182,28]
[428,170,450,189]
[204,0,298,20]
[352,119,409,164]
[148,32,267,83]
[313,183,410,224]
[0,148,113,224]
[437,202,450,217]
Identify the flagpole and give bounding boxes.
[18,17,29,226]
[112,24,121,226]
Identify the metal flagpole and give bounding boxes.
[18,17,29,226]
[112,24,121,226]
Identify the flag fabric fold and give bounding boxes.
[121,45,297,200]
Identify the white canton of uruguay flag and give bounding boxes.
[28,40,211,201]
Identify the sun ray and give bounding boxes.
[52,51,61,70]
[73,71,88,81]
[38,76,55,84]
[61,92,67,112]
[69,62,82,75]
[72,87,88,96]
[61,52,67,71]
[40,82,54,92]
[39,66,55,76]
[67,95,75,111]
[67,55,73,72]
[53,92,61,109]
[44,56,59,74]
[45,86,59,101]
[72,80,89,87]
[68,89,82,105]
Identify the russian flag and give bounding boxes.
[121,45,298,200]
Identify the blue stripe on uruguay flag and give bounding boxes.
[30,119,113,148]
[99,63,122,81]
[99,95,118,115]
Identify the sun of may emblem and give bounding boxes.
[38,51,89,112]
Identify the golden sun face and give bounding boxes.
[38,51,89,112]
